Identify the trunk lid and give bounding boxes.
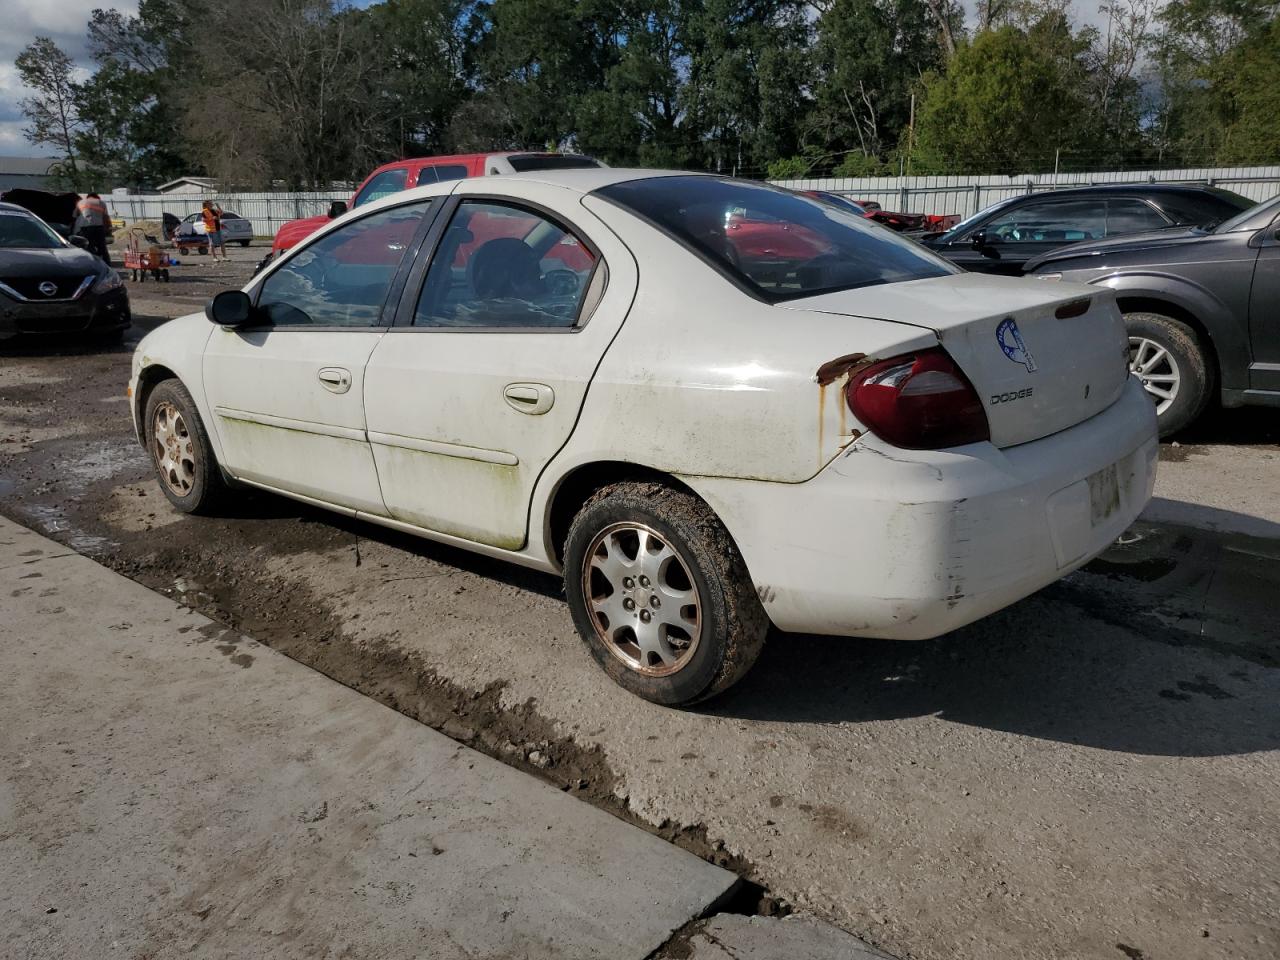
[787,273,1130,448]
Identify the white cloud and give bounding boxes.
[0,0,137,157]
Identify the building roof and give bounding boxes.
[0,156,63,176]
[156,176,217,191]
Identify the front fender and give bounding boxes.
[129,313,223,462]
[1086,271,1248,390]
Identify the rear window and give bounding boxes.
[597,176,955,302]
[506,154,602,173]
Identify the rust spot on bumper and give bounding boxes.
[815,353,868,387]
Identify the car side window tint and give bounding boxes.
[352,168,408,208]
[413,201,598,329]
[1105,199,1170,236]
[433,164,469,183]
[984,199,1105,243]
[257,201,432,328]
[414,167,439,187]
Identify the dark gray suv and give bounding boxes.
[1024,195,1280,436]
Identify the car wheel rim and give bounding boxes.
[582,522,702,678]
[152,401,196,497]
[1129,336,1180,415]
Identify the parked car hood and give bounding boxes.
[1024,226,1204,272]
[0,245,105,278]
[272,214,330,252]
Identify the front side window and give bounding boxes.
[984,199,1106,243]
[0,210,65,249]
[257,201,431,327]
[414,200,598,328]
[1104,199,1170,236]
[596,176,953,302]
[352,168,408,208]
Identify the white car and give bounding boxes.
[128,170,1157,705]
[174,210,254,252]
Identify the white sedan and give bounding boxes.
[174,210,254,251]
[128,169,1157,705]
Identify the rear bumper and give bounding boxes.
[0,287,130,339]
[685,376,1158,639]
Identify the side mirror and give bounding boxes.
[206,290,255,327]
[970,229,990,250]
[328,200,348,219]
[68,235,89,249]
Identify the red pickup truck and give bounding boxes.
[264,151,603,265]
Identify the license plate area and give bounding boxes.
[1087,462,1121,527]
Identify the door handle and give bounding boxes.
[504,382,554,415]
[317,367,352,394]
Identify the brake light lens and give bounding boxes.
[846,348,990,449]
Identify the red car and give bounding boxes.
[266,152,603,263]
[856,199,959,233]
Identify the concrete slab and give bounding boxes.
[663,914,895,959]
[0,516,738,959]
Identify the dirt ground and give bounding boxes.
[2,259,1278,960]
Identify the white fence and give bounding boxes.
[104,165,1280,239]
[771,165,1280,219]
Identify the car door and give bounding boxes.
[1248,216,1280,392]
[363,184,637,550]
[951,197,1108,274]
[203,198,437,513]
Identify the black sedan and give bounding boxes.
[0,202,130,343]
[1024,194,1280,436]
[920,184,1255,275]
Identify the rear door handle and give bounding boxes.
[318,367,352,394]
[504,382,554,415]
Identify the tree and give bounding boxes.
[14,38,85,187]
[913,21,1091,174]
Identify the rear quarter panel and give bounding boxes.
[563,195,937,484]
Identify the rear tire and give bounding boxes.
[564,482,767,707]
[1124,311,1211,438]
[238,239,251,247]
[144,379,228,515]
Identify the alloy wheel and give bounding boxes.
[582,522,702,677]
[1129,336,1181,414]
[152,401,196,497]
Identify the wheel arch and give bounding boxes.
[542,461,709,567]
[132,363,180,446]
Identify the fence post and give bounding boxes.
[972,183,981,217]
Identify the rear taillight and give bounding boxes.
[846,348,990,449]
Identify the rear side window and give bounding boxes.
[1156,191,1255,226]
[506,154,602,172]
[413,200,598,328]
[596,175,953,302]
[1104,199,1170,236]
[415,164,470,187]
[352,168,408,208]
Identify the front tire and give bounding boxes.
[1125,311,1211,438]
[564,482,768,706]
[144,379,227,514]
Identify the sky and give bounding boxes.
[0,0,1130,160]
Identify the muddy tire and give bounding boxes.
[144,379,227,514]
[1124,311,1211,438]
[564,482,768,707]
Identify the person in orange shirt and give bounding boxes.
[74,193,111,262]
[201,199,228,262]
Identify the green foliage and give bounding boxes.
[11,0,1278,190]
[913,20,1091,174]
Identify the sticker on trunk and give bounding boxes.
[996,317,1037,372]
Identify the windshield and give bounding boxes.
[1213,195,1280,234]
[597,176,955,302]
[0,209,65,249]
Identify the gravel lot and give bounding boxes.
[2,259,1278,960]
